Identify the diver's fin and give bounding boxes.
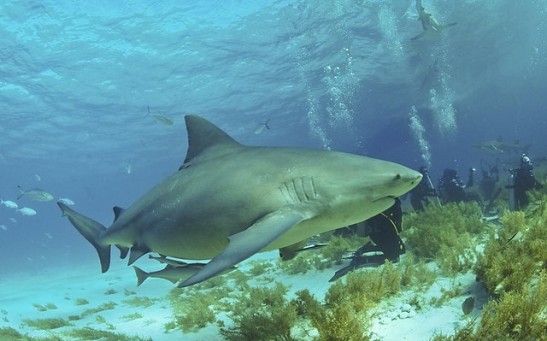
[57,202,111,273]
[179,209,309,287]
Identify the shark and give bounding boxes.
[472,139,532,155]
[57,115,422,287]
[411,0,457,41]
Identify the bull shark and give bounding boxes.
[411,0,457,41]
[58,115,421,287]
[472,139,532,155]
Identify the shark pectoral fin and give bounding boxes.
[179,209,309,287]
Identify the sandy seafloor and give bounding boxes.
[0,250,489,341]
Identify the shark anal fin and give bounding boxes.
[179,209,309,287]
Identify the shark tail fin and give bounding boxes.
[57,202,111,273]
[133,266,149,287]
[16,185,25,200]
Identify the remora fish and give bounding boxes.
[57,115,421,287]
[17,186,54,202]
[133,263,234,286]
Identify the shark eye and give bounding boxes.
[394,174,401,180]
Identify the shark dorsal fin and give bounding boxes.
[182,115,241,167]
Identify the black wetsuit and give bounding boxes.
[513,166,543,210]
[329,198,405,282]
[410,172,437,211]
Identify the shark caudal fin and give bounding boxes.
[57,202,111,273]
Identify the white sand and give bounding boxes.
[0,252,488,340]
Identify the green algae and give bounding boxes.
[22,317,71,330]
[74,298,89,306]
[63,327,152,341]
[122,296,156,308]
[0,327,63,341]
[404,202,488,275]
[220,283,297,341]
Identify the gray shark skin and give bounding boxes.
[58,115,422,287]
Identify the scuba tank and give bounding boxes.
[506,169,516,211]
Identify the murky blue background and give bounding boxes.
[1,0,546,274]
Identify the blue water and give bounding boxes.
[1,0,546,274]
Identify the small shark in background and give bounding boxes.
[411,0,457,40]
[253,119,271,135]
[473,139,532,155]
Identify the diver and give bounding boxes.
[410,166,439,211]
[411,0,457,40]
[479,161,500,202]
[437,167,481,205]
[330,198,405,281]
[511,154,543,210]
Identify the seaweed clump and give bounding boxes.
[63,327,153,341]
[404,202,487,275]
[220,283,297,341]
[22,317,71,330]
[475,202,547,294]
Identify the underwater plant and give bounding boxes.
[122,296,156,308]
[168,286,228,332]
[22,317,71,330]
[121,312,143,321]
[0,327,63,341]
[63,327,153,341]
[219,283,298,341]
[74,298,89,306]
[80,301,117,317]
[403,202,487,275]
[475,201,547,294]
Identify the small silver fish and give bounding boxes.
[125,162,132,175]
[58,198,76,206]
[1,200,18,209]
[34,174,42,182]
[254,119,271,135]
[0,225,7,231]
[16,207,37,216]
[148,106,174,126]
[17,186,54,202]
